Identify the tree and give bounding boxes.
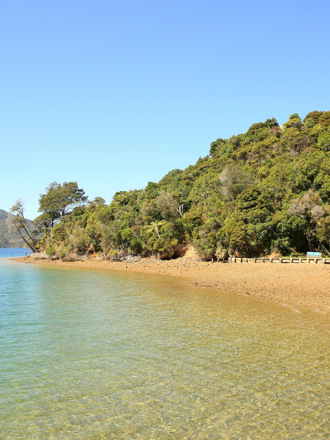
[283,113,302,129]
[90,197,106,207]
[10,200,39,252]
[288,190,326,250]
[37,182,88,229]
[316,213,330,254]
[155,191,181,220]
[303,111,324,127]
[219,165,252,201]
[145,220,167,239]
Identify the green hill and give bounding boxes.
[37,111,330,259]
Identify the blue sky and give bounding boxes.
[1,0,329,220]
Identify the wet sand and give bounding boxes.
[15,254,330,314]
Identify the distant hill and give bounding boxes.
[0,209,32,248]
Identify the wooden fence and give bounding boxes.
[230,257,330,264]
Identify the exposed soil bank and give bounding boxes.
[14,254,330,314]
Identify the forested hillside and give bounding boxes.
[37,111,330,260]
[0,209,28,247]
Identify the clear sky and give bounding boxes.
[1,0,329,220]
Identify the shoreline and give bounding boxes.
[14,255,330,315]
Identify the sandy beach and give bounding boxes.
[15,253,330,314]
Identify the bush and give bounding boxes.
[45,245,56,256]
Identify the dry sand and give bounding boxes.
[16,252,330,314]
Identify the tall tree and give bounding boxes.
[10,200,38,252]
[37,182,88,228]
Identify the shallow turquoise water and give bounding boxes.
[0,256,329,439]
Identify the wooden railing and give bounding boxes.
[230,257,330,264]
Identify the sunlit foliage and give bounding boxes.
[37,112,330,260]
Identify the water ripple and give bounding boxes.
[0,260,329,439]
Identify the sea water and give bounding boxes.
[0,251,329,439]
[0,248,33,258]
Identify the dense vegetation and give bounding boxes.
[18,111,330,259]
